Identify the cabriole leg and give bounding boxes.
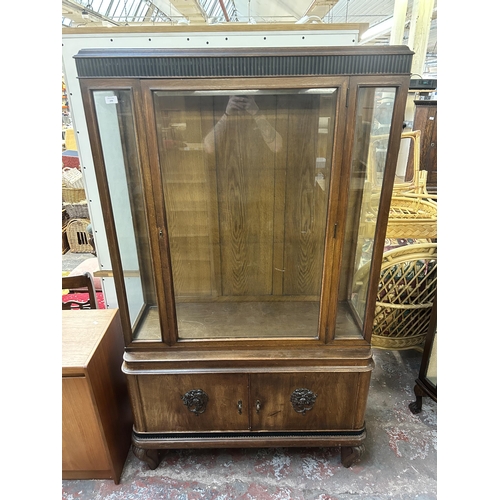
[341,444,365,468]
[132,445,162,470]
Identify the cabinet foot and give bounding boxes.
[132,445,162,470]
[408,383,425,414]
[340,444,365,468]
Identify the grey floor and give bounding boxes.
[61,251,437,499]
[62,251,95,272]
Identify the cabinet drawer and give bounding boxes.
[133,373,249,432]
[250,371,370,431]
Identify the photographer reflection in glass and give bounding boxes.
[204,95,283,154]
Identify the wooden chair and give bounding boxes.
[62,272,98,310]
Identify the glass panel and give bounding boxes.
[153,89,338,339]
[336,87,396,338]
[93,90,160,341]
[425,332,437,386]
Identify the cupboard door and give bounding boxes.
[250,371,370,431]
[134,374,249,432]
[148,87,339,342]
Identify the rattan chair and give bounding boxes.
[368,130,429,195]
[364,130,437,240]
[386,193,437,239]
[354,243,437,350]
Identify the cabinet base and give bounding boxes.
[132,427,366,469]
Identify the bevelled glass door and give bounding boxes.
[150,88,340,340]
[337,86,398,338]
[92,89,160,341]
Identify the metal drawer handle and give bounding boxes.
[181,389,208,416]
[290,388,317,415]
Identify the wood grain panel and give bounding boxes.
[62,377,109,472]
[215,96,277,296]
[250,371,369,431]
[407,101,437,192]
[283,95,327,296]
[157,95,214,297]
[136,374,249,432]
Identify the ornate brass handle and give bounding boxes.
[290,388,317,415]
[237,400,243,414]
[255,400,261,414]
[181,389,208,416]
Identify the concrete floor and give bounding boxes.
[62,251,95,272]
[62,251,437,499]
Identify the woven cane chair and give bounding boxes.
[386,193,437,239]
[354,243,437,350]
[368,130,429,195]
[364,129,438,240]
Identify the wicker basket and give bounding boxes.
[62,167,84,188]
[66,218,93,253]
[62,187,86,203]
[353,243,437,350]
[62,166,86,203]
[62,225,69,254]
[63,201,89,219]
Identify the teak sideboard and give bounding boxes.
[75,45,413,468]
[62,309,132,483]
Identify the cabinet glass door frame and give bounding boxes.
[140,76,349,349]
[339,75,410,345]
[80,79,167,348]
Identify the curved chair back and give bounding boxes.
[62,271,98,310]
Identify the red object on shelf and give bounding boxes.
[62,150,80,168]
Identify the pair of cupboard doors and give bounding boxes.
[128,368,371,433]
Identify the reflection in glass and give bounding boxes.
[153,89,338,339]
[93,90,160,340]
[336,87,396,334]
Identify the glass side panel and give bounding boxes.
[426,331,437,386]
[93,90,160,341]
[336,87,396,338]
[153,89,338,340]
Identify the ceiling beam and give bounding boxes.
[167,0,207,23]
[62,0,120,26]
[305,0,339,19]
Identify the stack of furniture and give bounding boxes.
[361,130,438,350]
[62,167,92,253]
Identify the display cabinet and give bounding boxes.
[76,46,412,468]
[406,99,437,194]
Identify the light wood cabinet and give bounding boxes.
[62,309,132,483]
[77,45,412,468]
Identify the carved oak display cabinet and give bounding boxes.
[77,45,412,468]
